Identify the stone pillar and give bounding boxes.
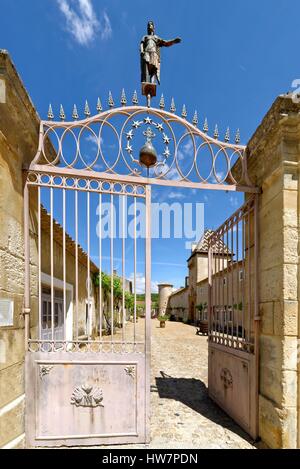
[246,94,300,448]
[158,283,173,316]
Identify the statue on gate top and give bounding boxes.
[140,21,181,102]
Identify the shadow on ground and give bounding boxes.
[152,371,254,444]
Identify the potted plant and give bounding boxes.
[157,314,170,328]
[197,303,208,335]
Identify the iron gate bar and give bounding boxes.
[28,164,260,193]
[208,195,258,353]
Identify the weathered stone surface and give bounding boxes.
[260,302,274,336]
[259,265,283,302]
[274,300,298,337]
[283,264,298,301]
[0,361,24,408]
[0,395,25,447]
[259,394,296,449]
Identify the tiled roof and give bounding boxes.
[192,230,232,255]
[41,206,99,274]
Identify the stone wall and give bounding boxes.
[245,94,300,448]
[0,50,41,449]
[168,287,189,321]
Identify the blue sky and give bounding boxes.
[1,0,299,291]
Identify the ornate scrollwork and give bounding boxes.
[39,365,53,379]
[30,104,255,191]
[220,368,233,389]
[70,385,104,408]
[124,365,136,379]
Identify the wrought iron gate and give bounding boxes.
[23,96,260,446]
[207,196,259,439]
[24,172,151,447]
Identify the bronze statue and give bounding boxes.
[140,21,181,86]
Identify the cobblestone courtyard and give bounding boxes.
[104,319,255,449]
[149,319,254,449]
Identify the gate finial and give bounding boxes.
[214,124,219,139]
[235,129,241,144]
[72,104,79,120]
[84,100,91,117]
[132,90,138,105]
[181,104,187,119]
[192,111,198,127]
[203,117,209,133]
[159,94,165,109]
[96,97,103,113]
[59,104,66,121]
[108,91,115,108]
[47,104,54,120]
[121,89,127,106]
[225,127,230,142]
[170,98,176,113]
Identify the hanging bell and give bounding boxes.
[139,140,158,168]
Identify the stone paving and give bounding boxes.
[104,319,255,449]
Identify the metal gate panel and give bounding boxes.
[24,173,151,447]
[207,196,259,439]
[25,353,146,446]
[208,344,257,439]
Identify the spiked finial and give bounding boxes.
[225,127,230,142]
[59,105,66,121]
[48,104,54,120]
[108,91,114,108]
[170,98,176,113]
[84,100,91,117]
[192,111,198,127]
[214,124,219,139]
[96,97,103,113]
[132,90,138,105]
[203,117,209,133]
[121,89,127,106]
[72,104,79,120]
[181,104,187,119]
[159,94,165,109]
[235,129,241,144]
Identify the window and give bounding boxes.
[223,278,227,286]
[239,270,244,281]
[41,287,64,340]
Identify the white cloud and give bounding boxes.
[229,195,239,208]
[168,191,185,200]
[215,171,225,181]
[85,134,103,146]
[57,0,112,46]
[100,11,112,40]
[178,139,194,161]
[129,273,158,294]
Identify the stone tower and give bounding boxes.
[158,283,173,316]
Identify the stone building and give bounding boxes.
[165,230,243,326]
